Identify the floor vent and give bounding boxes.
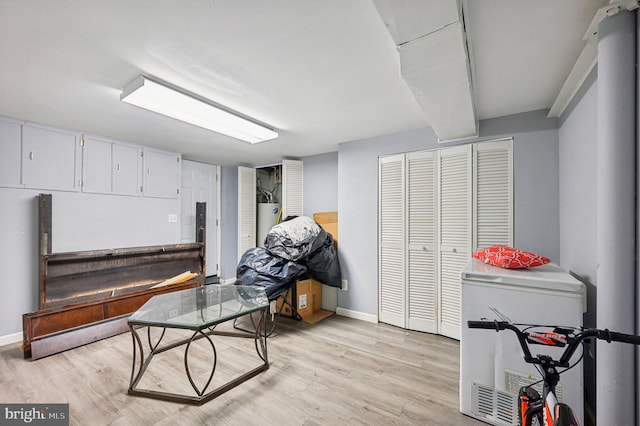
[471,382,517,426]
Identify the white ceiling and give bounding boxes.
[0,0,607,166]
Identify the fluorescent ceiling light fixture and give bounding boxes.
[121,76,278,144]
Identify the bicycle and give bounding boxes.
[467,320,640,426]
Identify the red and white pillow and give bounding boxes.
[472,245,550,269]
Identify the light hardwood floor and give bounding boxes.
[0,315,484,425]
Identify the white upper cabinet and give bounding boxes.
[82,135,141,196]
[0,117,23,188]
[82,135,113,194]
[22,123,81,192]
[112,142,141,196]
[142,148,180,198]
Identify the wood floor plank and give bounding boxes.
[0,315,484,425]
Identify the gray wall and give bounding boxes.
[303,151,339,217]
[558,68,598,313]
[337,110,561,316]
[558,62,598,426]
[0,188,180,337]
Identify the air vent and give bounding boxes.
[471,382,517,426]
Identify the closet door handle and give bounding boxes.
[29,151,34,160]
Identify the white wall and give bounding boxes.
[0,188,180,338]
[303,151,338,217]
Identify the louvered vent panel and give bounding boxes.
[439,251,468,328]
[473,383,495,418]
[380,161,404,246]
[283,160,304,217]
[496,390,516,424]
[238,167,256,257]
[472,382,517,426]
[408,153,435,246]
[476,140,513,249]
[440,151,470,248]
[380,248,404,314]
[408,250,436,320]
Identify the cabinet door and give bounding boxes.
[438,144,471,340]
[142,148,179,198]
[113,142,141,196]
[23,123,80,192]
[474,139,513,249]
[282,159,303,219]
[238,166,257,261]
[378,154,406,328]
[407,151,437,333]
[0,117,23,187]
[82,135,113,194]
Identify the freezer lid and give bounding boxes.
[461,258,585,294]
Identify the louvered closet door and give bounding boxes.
[238,166,257,261]
[438,145,471,340]
[407,151,437,333]
[378,155,406,328]
[474,139,513,249]
[282,159,303,218]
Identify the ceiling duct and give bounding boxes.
[373,0,478,141]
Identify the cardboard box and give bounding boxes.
[313,211,338,249]
[276,279,334,324]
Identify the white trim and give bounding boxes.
[0,332,22,348]
[216,165,221,276]
[218,277,237,285]
[336,307,378,323]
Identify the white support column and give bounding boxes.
[596,10,637,426]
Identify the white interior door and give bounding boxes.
[238,166,257,262]
[438,144,471,340]
[407,150,437,333]
[181,160,219,276]
[378,154,406,328]
[282,159,303,219]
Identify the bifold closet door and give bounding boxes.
[282,159,303,219]
[238,166,257,261]
[406,151,437,333]
[438,144,471,340]
[474,139,513,249]
[378,154,406,328]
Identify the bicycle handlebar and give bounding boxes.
[467,320,640,368]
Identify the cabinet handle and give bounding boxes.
[117,163,121,172]
[29,151,34,161]
[147,167,150,175]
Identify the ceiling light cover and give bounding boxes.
[120,76,278,144]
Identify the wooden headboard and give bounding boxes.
[22,194,207,359]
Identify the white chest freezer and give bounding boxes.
[459,258,586,426]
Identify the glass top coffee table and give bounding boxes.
[127,284,270,405]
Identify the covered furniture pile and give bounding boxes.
[236,215,341,320]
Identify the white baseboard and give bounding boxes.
[336,307,378,323]
[218,277,237,285]
[0,332,22,348]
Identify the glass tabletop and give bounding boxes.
[128,284,269,330]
